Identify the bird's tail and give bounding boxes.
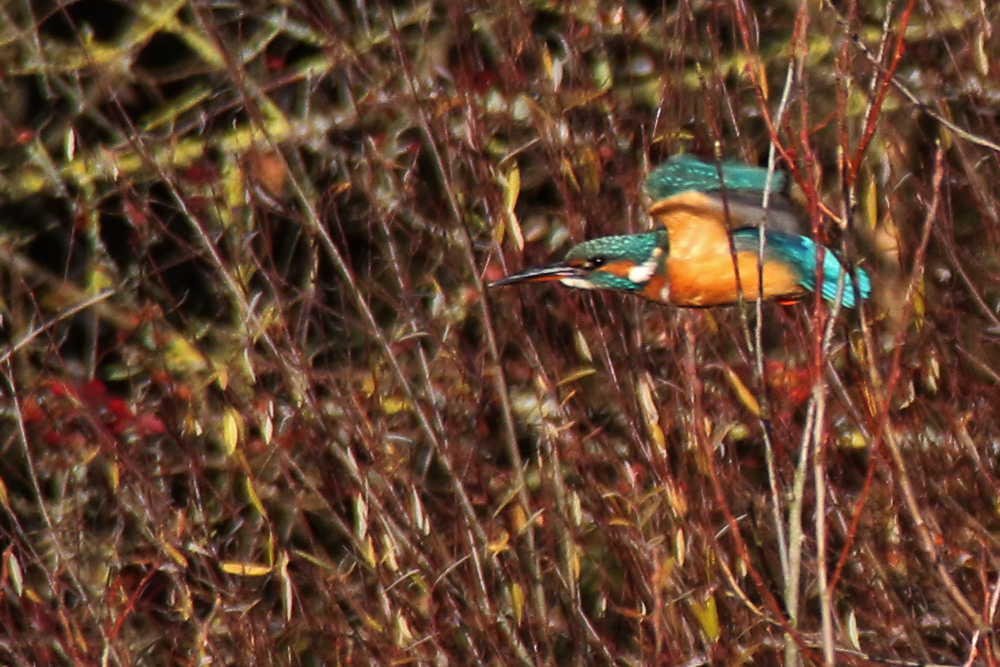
[733,229,872,308]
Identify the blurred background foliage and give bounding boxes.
[1,0,999,664]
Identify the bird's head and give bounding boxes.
[490,229,668,295]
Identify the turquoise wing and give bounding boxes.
[732,229,872,308]
[645,154,787,201]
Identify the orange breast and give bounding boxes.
[666,251,805,307]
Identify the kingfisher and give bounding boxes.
[489,155,871,308]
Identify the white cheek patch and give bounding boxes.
[627,260,656,284]
[560,277,598,290]
[627,247,662,284]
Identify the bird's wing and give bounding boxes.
[648,191,732,262]
[646,155,802,235]
[711,191,803,235]
[648,190,801,260]
[645,154,787,201]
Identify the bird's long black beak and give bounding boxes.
[488,263,584,288]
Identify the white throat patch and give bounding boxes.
[560,277,598,290]
[626,247,662,284]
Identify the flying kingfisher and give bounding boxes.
[489,155,871,309]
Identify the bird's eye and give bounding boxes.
[589,256,607,268]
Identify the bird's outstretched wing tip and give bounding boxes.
[645,154,787,201]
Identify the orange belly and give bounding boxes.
[664,251,805,307]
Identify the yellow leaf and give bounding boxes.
[499,163,524,252]
[214,366,229,391]
[87,265,113,293]
[722,366,762,417]
[260,412,273,445]
[569,543,580,580]
[635,372,657,422]
[492,212,506,246]
[6,549,23,597]
[175,583,193,622]
[354,495,368,540]
[975,28,989,76]
[573,329,593,362]
[634,372,666,450]
[509,504,527,534]
[541,45,554,83]
[845,609,860,650]
[278,551,293,621]
[755,58,769,99]
[106,460,119,493]
[939,124,954,151]
[503,163,520,213]
[244,478,266,517]
[221,408,241,456]
[558,367,596,385]
[381,395,410,415]
[360,372,375,397]
[394,613,414,645]
[488,532,510,556]
[646,421,666,453]
[864,170,878,230]
[591,54,612,92]
[688,592,720,642]
[220,561,272,576]
[381,534,399,572]
[504,210,524,253]
[561,157,580,192]
[361,536,376,568]
[510,582,524,625]
[163,334,208,374]
[162,542,189,568]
